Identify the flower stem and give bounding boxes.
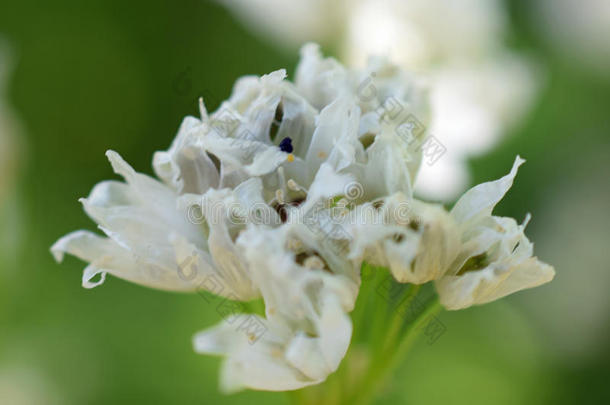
[386,297,442,374]
[347,296,442,405]
[381,284,420,354]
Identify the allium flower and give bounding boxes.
[53,44,553,399]
[216,0,539,200]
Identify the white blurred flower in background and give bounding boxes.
[216,0,540,200]
[0,364,61,405]
[533,0,610,76]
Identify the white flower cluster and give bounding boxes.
[52,44,553,392]
[534,0,610,75]
[216,0,540,200]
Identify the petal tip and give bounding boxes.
[50,241,65,263]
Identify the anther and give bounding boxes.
[303,256,325,269]
[279,137,293,153]
[199,97,208,120]
[275,189,285,205]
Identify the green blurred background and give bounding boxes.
[0,0,608,404]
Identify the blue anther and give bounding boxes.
[279,137,293,153]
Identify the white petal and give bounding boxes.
[450,156,525,224]
[194,317,314,392]
[438,209,555,309]
[357,134,415,200]
[51,230,202,291]
[285,293,352,380]
[300,163,355,213]
[295,43,348,109]
[153,116,220,194]
[82,264,107,288]
[436,257,555,310]
[203,225,359,389]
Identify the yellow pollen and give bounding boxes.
[286,153,295,162]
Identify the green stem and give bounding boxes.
[381,284,420,355]
[351,263,374,342]
[347,297,442,405]
[387,298,442,372]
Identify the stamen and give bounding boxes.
[303,256,325,269]
[287,178,307,193]
[279,137,293,153]
[275,189,285,205]
[336,198,349,208]
[286,238,303,251]
[199,97,208,120]
[277,166,287,195]
[286,153,295,162]
[287,179,299,191]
